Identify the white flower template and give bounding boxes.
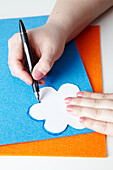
[29,83,85,134]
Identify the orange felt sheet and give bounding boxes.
[0,26,106,157]
[75,26,103,93]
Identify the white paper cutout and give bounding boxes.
[29,83,85,134]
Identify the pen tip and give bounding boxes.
[38,93,40,103]
[35,92,40,103]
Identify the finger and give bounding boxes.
[32,54,54,80]
[8,33,23,61]
[79,117,113,136]
[44,74,47,78]
[77,91,113,100]
[67,105,113,123]
[8,33,33,85]
[65,97,113,109]
[38,79,45,85]
[9,59,33,85]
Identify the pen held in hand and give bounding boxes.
[19,19,40,102]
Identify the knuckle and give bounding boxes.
[8,57,11,66]
[72,98,76,104]
[107,101,113,109]
[103,122,107,131]
[10,69,16,77]
[88,119,94,129]
[102,93,113,99]
[76,107,82,116]
[102,93,108,99]
[8,33,20,48]
[8,62,17,77]
[13,32,19,39]
[94,109,102,119]
[94,99,101,107]
[8,57,13,68]
[84,92,92,98]
[46,62,52,71]
[41,60,53,72]
[74,98,82,105]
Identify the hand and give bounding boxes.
[8,22,66,85]
[65,92,113,136]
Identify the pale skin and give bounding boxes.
[8,0,113,136]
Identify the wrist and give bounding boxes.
[46,19,68,44]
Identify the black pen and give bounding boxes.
[19,19,40,102]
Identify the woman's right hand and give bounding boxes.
[8,22,66,85]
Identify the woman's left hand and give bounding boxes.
[65,91,113,136]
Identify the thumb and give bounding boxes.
[32,54,54,80]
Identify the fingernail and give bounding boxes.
[65,97,72,104]
[38,79,45,85]
[67,105,73,111]
[33,70,44,80]
[77,92,84,97]
[79,117,86,122]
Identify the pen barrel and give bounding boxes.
[21,33,39,92]
[20,32,34,73]
[32,79,39,93]
[19,20,40,97]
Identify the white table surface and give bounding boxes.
[0,0,113,170]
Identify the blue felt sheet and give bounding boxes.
[0,16,93,145]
